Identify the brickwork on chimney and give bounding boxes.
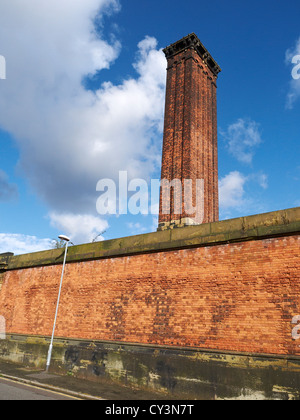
[158,34,221,230]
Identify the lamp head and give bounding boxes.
[58,235,70,242]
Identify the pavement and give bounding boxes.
[0,360,172,400]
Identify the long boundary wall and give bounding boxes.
[0,207,300,399]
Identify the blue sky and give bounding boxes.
[0,0,299,254]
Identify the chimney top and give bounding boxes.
[163,33,221,77]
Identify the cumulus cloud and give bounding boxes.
[255,173,268,190]
[0,0,166,243]
[220,118,262,164]
[0,170,18,201]
[219,171,247,210]
[49,212,108,244]
[0,233,54,255]
[285,37,300,109]
[219,170,269,220]
[219,115,268,217]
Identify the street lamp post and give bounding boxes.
[46,235,70,373]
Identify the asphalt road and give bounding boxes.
[0,377,80,400]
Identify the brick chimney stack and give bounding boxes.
[158,33,221,230]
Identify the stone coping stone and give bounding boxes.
[0,207,299,271]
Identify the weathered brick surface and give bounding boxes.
[0,235,299,356]
[159,34,220,227]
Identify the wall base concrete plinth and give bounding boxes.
[1,334,300,400]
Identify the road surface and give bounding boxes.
[0,377,80,400]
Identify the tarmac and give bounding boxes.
[0,360,174,400]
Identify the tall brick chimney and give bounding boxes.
[158,33,221,230]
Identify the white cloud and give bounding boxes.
[0,170,18,201]
[285,37,300,109]
[0,233,54,255]
[49,212,109,244]
[257,173,268,190]
[127,222,147,235]
[219,170,269,220]
[0,1,166,236]
[219,171,247,209]
[219,116,268,217]
[221,118,262,164]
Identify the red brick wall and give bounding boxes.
[1,235,300,356]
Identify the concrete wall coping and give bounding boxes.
[1,207,299,271]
